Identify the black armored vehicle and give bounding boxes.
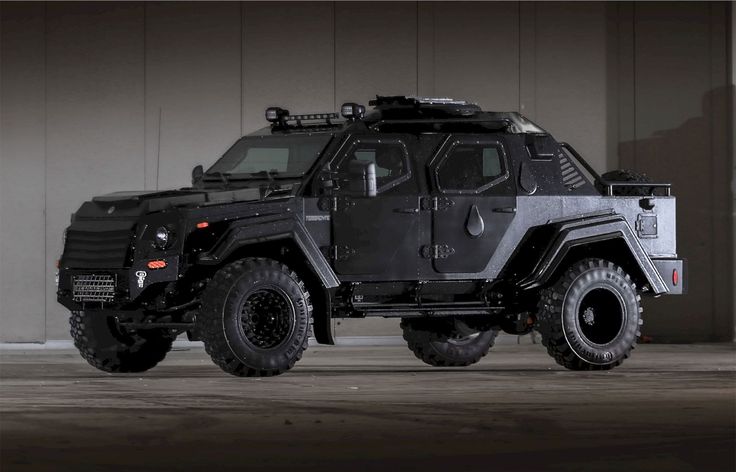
[58,96,685,376]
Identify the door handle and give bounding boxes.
[492,207,517,213]
[394,208,419,214]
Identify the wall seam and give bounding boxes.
[632,1,637,169]
[240,1,244,136]
[518,1,521,112]
[43,1,48,342]
[143,2,147,190]
[332,2,336,111]
[709,1,715,339]
[416,1,419,96]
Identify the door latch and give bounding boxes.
[421,196,455,211]
[421,244,455,259]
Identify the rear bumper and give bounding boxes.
[57,255,180,310]
[652,258,687,295]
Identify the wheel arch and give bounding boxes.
[197,218,339,345]
[505,213,668,295]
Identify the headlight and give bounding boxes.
[153,226,172,249]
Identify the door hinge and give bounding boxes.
[421,196,455,211]
[326,244,356,261]
[421,244,455,259]
[332,196,356,212]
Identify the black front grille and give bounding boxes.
[63,220,136,268]
[72,274,116,302]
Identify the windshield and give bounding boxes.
[205,135,332,179]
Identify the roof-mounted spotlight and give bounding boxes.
[341,102,366,121]
[265,107,290,124]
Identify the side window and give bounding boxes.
[436,141,508,193]
[336,138,411,193]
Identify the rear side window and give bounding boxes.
[436,140,508,193]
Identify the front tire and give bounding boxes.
[198,258,311,377]
[535,258,643,371]
[401,318,498,367]
[70,311,174,373]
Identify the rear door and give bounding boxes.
[428,135,517,274]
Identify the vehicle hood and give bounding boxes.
[75,186,294,220]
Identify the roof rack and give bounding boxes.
[367,95,482,120]
[369,117,511,132]
[368,95,473,107]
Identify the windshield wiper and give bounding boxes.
[249,170,279,180]
[205,171,230,187]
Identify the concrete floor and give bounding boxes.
[1,342,734,472]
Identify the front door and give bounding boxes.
[330,134,420,278]
[429,136,517,274]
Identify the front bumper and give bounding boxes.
[57,255,180,310]
[652,258,687,295]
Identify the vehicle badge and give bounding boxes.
[135,270,147,288]
[107,206,115,214]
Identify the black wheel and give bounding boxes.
[198,258,311,377]
[535,258,643,371]
[69,311,174,373]
[401,318,498,367]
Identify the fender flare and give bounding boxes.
[197,217,339,344]
[514,213,668,294]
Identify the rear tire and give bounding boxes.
[198,258,311,377]
[535,258,643,371]
[70,311,174,373]
[401,318,498,367]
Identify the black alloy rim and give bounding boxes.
[576,287,626,346]
[239,288,294,349]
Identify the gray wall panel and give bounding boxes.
[0,3,47,342]
[145,3,242,187]
[44,3,145,339]
[242,2,334,133]
[732,2,736,342]
[630,2,731,341]
[432,2,519,111]
[335,2,417,106]
[0,2,731,342]
[534,2,610,173]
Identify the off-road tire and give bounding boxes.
[535,258,643,371]
[198,258,312,377]
[70,311,174,373]
[401,318,498,367]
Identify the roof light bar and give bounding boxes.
[287,113,339,121]
[265,107,340,128]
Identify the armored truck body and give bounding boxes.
[58,96,685,376]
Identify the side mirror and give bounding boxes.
[347,160,377,197]
[191,165,204,185]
